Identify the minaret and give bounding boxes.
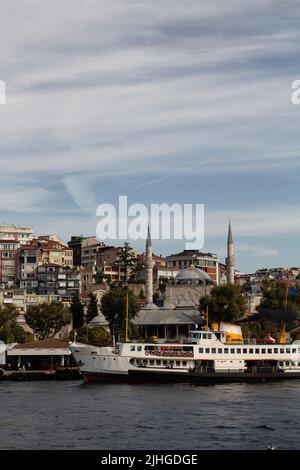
[143,225,158,309]
[226,221,235,284]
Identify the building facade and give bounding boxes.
[0,239,19,287]
[166,250,220,284]
[37,264,80,298]
[0,224,33,245]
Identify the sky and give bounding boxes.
[1,0,300,273]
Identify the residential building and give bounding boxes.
[19,239,73,293]
[81,237,104,268]
[0,239,19,287]
[0,224,33,245]
[68,236,89,267]
[37,264,80,298]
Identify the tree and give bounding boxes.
[116,242,137,282]
[86,294,98,324]
[70,293,84,329]
[71,326,112,346]
[101,286,140,341]
[199,284,247,324]
[256,280,300,331]
[25,301,71,339]
[0,304,33,343]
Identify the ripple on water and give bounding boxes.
[0,381,300,449]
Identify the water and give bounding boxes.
[0,380,300,449]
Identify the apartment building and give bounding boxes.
[0,224,33,244]
[166,250,220,284]
[37,264,80,298]
[0,240,19,287]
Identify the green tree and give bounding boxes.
[101,286,140,341]
[116,242,137,282]
[70,293,84,329]
[199,284,247,324]
[257,280,300,331]
[25,301,71,339]
[86,294,98,324]
[0,304,33,343]
[71,326,112,346]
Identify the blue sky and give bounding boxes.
[0,0,300,273]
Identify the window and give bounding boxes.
[212,348,216,354]
[262,349,266,354]
[274,349,278,354]
[286,348,291,353]
[156,360,161,365]
[176,361,181,366]
[218,348,222,354]
[230,349,235,354]
[137,346,142,352]
[150,360,154,365]
[268,349,272,354]
[207,334,212,339]
[130,346,135,351]
[280,348,284,354]
[249,349,253,354]
[224,348,229,354]
[205,348,210,354]
[203,334,207,339]
[182,361,187,366]
[292,348,297,353]
[255,349,259,354]
[199,348,203,353]
[243,348,247,354]
[237,349,241,354]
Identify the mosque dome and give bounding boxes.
[174,266,212,284]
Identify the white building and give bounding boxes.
[0,224,33,245]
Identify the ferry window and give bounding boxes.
[129,358,134,364]
[130,346,135,351]
[249,349,253,353]
[224,348,229,354]
[286,348,291,353]
[207,334,212,339]
[205,348,210,353]
[156,360,161,365]
[255,349,259,354]
[230,349,235,354]
[237,349,241,353]
[212,348,216,354]
[268,349,272,354]
[203,334,207,339]
[199,348,204,353]
[262,349,266,354]
[280,348,284,354]
[279,361,283,366]
[274,349,278,354]
[218,348,222,353]
[163,361,167,365]
[243,348,247,354]
[150,360,154,365]
[182,361,187,366]
[176,361,181,366]
[137,346,142,351]
[292,348,297,353]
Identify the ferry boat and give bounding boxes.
[70,322,300,383]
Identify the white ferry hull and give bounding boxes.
[70,340,300,384]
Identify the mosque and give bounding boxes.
[133,222,235,341]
